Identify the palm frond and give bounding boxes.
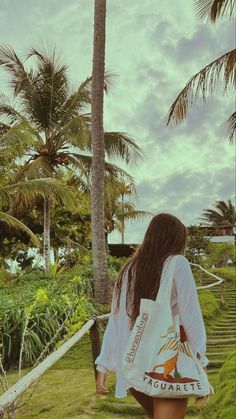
[59,77,92,124]
[66,174,89,193]
[0,94,27,124]
[54,114,91,150]
[0,44,32,96]
[123,209,154,221]
[167,49,236,126]
[104,161,134,183]
[14,157,53,182]
[227,111,236,142]
[200,199,235,227]
[194,0,235,22]
[2,178,78,212]
[117,179,137,197]
[0,211,39,245]
[104,132,143,165]
[0,120,39,159]
[66,153,92,177]
[59,71,115,125]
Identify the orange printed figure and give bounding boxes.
[153,353,178,378]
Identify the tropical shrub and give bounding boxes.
[0,276,95,370]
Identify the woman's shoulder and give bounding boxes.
[175,254,190,265]
[174,255,192,275]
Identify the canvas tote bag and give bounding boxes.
[122,255,212,398]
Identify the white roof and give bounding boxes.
[207,236,235,243]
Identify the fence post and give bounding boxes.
[89,317,101,380]
[221,281,225,305]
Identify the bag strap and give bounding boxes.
[155,255,179,305]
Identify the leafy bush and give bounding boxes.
[0,276,95,370]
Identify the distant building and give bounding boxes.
[207,236,234,244]
[109,226,235,258]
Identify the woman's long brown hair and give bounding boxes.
[114,213,188,328]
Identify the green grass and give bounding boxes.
[4,336,210,419]
[210,267,235,282]
[198,289,226,334]
[3,336,145,419]
[200,350,236,419]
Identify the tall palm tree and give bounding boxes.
[167,0,236,142]
[116,179,136,244]
[91,0,110,303]
[200,199,236,235]
[0,45,142,273]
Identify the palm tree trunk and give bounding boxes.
[43,198,51,272]
[121,193,125,244]
[91,0,110,304]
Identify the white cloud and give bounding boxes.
[0,0,234,244]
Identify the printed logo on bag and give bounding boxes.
[125,312,149,363]
[143,325,202,393]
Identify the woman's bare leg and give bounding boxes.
[129,387,154,418]
[153,397,188,419]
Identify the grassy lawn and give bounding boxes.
[5,337,145,419]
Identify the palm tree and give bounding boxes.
[0,177,76,250]
[104,177,153,244]
[0,45,142,274]
[167,0,236,142]
[200,199,236,235]
[91,0,110,303]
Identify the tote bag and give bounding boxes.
[122,255,212,398]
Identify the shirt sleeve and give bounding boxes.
[174,255,209,368]
[95,287,118,373]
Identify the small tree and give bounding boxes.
[186,225,210,264]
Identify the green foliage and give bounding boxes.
[210,267,236,282]
[198,289,221,321]
[206,242,235,267]
[201,350,236,419]
[200,199,235,234]
[0,272,95,370]
[186,225,210,263]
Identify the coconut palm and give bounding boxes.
[0,177,77,248]
[167,0,236,142]
[0,44,142,274]
[91,0,110,303]
[105,177,153,244]
[200,199,236,235]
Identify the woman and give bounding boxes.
[95,213,209,419]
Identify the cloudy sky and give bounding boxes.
[0,0,235,243]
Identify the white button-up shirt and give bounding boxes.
[95,255,209,398]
